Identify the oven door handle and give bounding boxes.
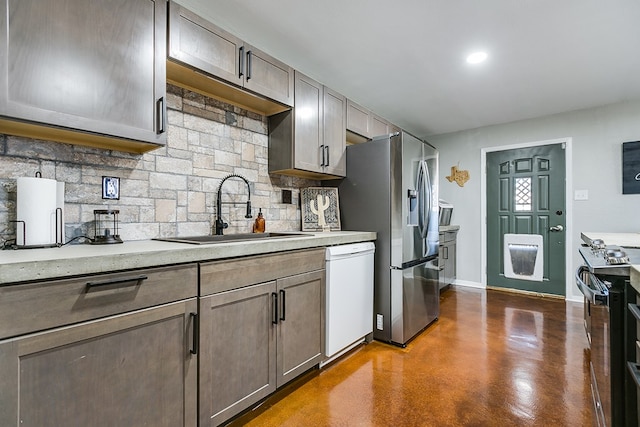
[575,266,608,305]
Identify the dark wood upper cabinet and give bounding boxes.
[167,1,293,115]
[347,99,399,143]
[0,0,167,153]
[269,71,346,179]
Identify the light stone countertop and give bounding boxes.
[581,231,640,248]
[0,231,376,285]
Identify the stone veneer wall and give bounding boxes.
[0,84,319,244]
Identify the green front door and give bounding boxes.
[486,143,566,295]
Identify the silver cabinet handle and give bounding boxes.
[549,225,564,232]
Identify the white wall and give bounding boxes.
[428,100,640,301]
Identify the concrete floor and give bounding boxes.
[230,286,592,426]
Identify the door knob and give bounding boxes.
[549,225,564,232]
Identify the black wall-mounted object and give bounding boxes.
[622,141,640,194]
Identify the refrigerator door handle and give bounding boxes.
[417,160,431,239]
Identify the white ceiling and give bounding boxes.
[176,0,640,138]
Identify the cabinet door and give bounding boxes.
[0,299,197,427]
[448,242,457,283]
[346,99,370,138]
[0,0,166,145]
[323,87,347,177]
[243,43,294,107]
[370,113,391,137]
[277,270,325,387]
[168,2,243,86]
[438,243,446,289]
[442,241,456,286]
[293,72,323,173]
[199,281,277,427]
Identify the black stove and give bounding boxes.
[577,235,640,427]
[579,241,640,276]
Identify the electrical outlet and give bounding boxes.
[376,314,383,330]
[282,189,292,204]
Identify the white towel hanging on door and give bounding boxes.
[503,233,543,282]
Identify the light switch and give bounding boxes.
[574,189,588,201]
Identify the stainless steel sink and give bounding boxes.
[154,232,307,245]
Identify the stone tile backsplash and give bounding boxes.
[0,84,318,244]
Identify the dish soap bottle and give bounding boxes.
[253,208,265,233]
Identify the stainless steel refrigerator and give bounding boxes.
[338,131,439,346]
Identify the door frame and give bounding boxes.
[480,137,574,298]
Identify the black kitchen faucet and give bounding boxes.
[215,174,252,235]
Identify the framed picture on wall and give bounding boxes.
[301,187,341,231]
[622,141,640,194]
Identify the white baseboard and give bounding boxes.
[452,279,582,302]
[451,279,484,289]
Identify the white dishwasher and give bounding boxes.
[323,242,375,364]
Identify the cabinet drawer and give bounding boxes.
[200,248,325,296]
[0,264,197,339]
[440,231,457,243]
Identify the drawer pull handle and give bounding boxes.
[629,303,640,322]
[190,312,199,355]
[86,275,148,289]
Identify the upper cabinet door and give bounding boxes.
[168,3,243,86]
[242,43,294,107]
[323,87,346,177]
[168,2,293,108]
[293,72,323,174]
[346,99,371,137]
[370,113,391,138]
[0,0,167,147]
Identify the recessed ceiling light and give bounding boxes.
[466,51,488,64]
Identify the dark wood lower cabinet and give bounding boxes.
[0,299,198,427]
[277,270,325,385]
[0,249,326,427]
[199,250,325,427]
[200,281,277,426]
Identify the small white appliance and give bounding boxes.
[323,242,375,365]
